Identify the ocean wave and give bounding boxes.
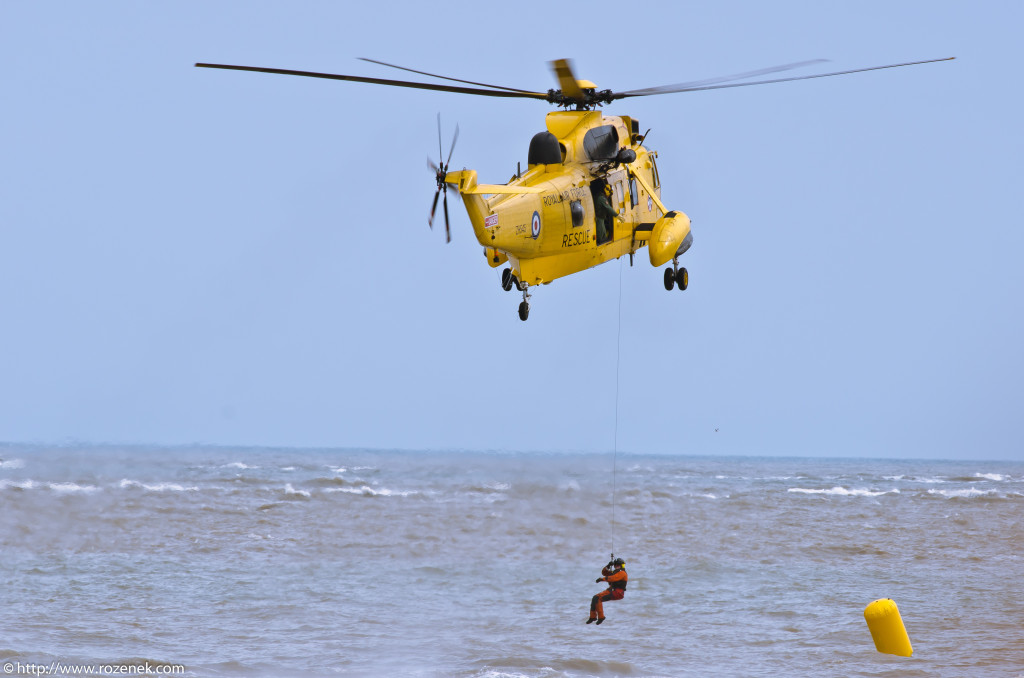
[223,462,258,470]
[950,473,1010,483]
[325,485,416,497]
[310,476,364,487]
[466,482,511,493]
[475,658,637,677]
[558,480,579,492]
[48,482,100,493]
[884,475,946,483]
[928,487,999,499]
[0,479,38,490]
[118,479,198,492]
[0,458,26,469]
[788,486,899,497]
[282,483,311,499]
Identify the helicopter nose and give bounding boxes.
[648,211,691,267]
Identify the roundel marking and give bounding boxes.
[531,211,541,239]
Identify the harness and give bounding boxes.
[609,570,627,591]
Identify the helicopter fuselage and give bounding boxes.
[446,111,692,287]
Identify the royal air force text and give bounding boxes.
[542,187,588,206]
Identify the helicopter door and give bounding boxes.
[590,179,614,245]
[608,170,629,234]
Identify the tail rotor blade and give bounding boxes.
[437,113,443,164]
[443,189,451,243]
[429,187,441,228]
[446,124,460,167]
[428,114,457,242]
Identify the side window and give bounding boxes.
[629,178,638,207]
[651,157,660,189]
[570,200,584,227]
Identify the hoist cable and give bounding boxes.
[611,257,624,553]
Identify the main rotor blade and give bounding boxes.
[550,58,584,101]
[619,59,828,96]
[195,63,550,100]
[359,57,537,94]
[615,57,955,99]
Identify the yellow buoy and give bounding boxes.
[864,598,913,657]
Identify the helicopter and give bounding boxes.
[196,56,952,320]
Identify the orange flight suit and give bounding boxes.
[589,565,627,623]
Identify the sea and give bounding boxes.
[1,445,1022,677]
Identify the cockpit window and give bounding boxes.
[583,125,619,161]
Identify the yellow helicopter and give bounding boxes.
[196,56,952,320]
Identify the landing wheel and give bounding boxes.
[663,267,676,290]
[676,267,688,291]
[501,267,513,291]
[518,301,530,321]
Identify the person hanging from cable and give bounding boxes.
[587,555,627,624]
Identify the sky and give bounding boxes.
[2,1,1021,460]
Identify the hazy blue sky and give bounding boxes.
[2,2,1020,459]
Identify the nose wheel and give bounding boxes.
[664,259,688,291]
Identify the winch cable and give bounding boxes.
[611,257,624,554]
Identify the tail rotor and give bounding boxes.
[428,114,459,242]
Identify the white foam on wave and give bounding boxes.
[974,473,1007,482]
[48,482,99,493]
[283,483,311,498]
[224,462,257,470]
[0,479,38,490]
[788,486,899,497]
[884,475,945,483]
[119,479,198,492]
[0,459,26,469]
[929,487,997,499]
